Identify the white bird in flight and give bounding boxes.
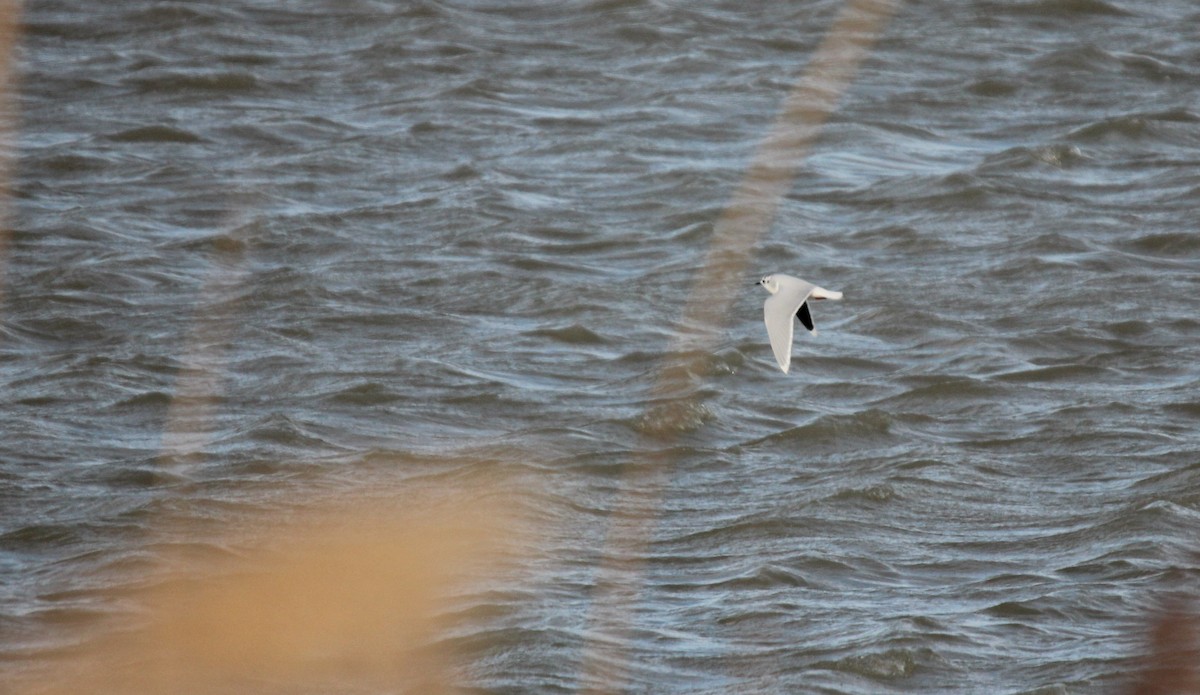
[757,273,843,374]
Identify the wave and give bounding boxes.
[1119,231,1200,257]
[813,647,937,682]
[997,0,1133,19]
[977,144,1087,172]
[127,70,262,94]
[741,408,896,450]
[1064,108,1199,144]
[105,125,207,144]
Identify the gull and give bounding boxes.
[757,273,843,374]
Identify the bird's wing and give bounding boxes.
[764,292,797,373]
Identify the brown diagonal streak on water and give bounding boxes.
[578,1,898,691]
[0,1,21,317]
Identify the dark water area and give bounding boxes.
[4,0,1200,692]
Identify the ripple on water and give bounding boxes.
[105,125,208,144]
[816,647,939,682]
[1006,0,1134,18]
[742,408,896,453]
[1065,108,1200,144]
[977,144,1088,172]
[1119,230,1200,257]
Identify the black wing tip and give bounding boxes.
[796,302,815,332]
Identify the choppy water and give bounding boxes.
[4,0,1200,692]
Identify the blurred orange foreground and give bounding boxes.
[18,492,514,695]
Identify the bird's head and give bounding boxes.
[758,275,780,294]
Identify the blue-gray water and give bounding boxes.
[4,0,1200,692]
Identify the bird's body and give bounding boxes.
[757,273,843,374]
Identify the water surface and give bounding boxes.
[4,1,1200,692]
